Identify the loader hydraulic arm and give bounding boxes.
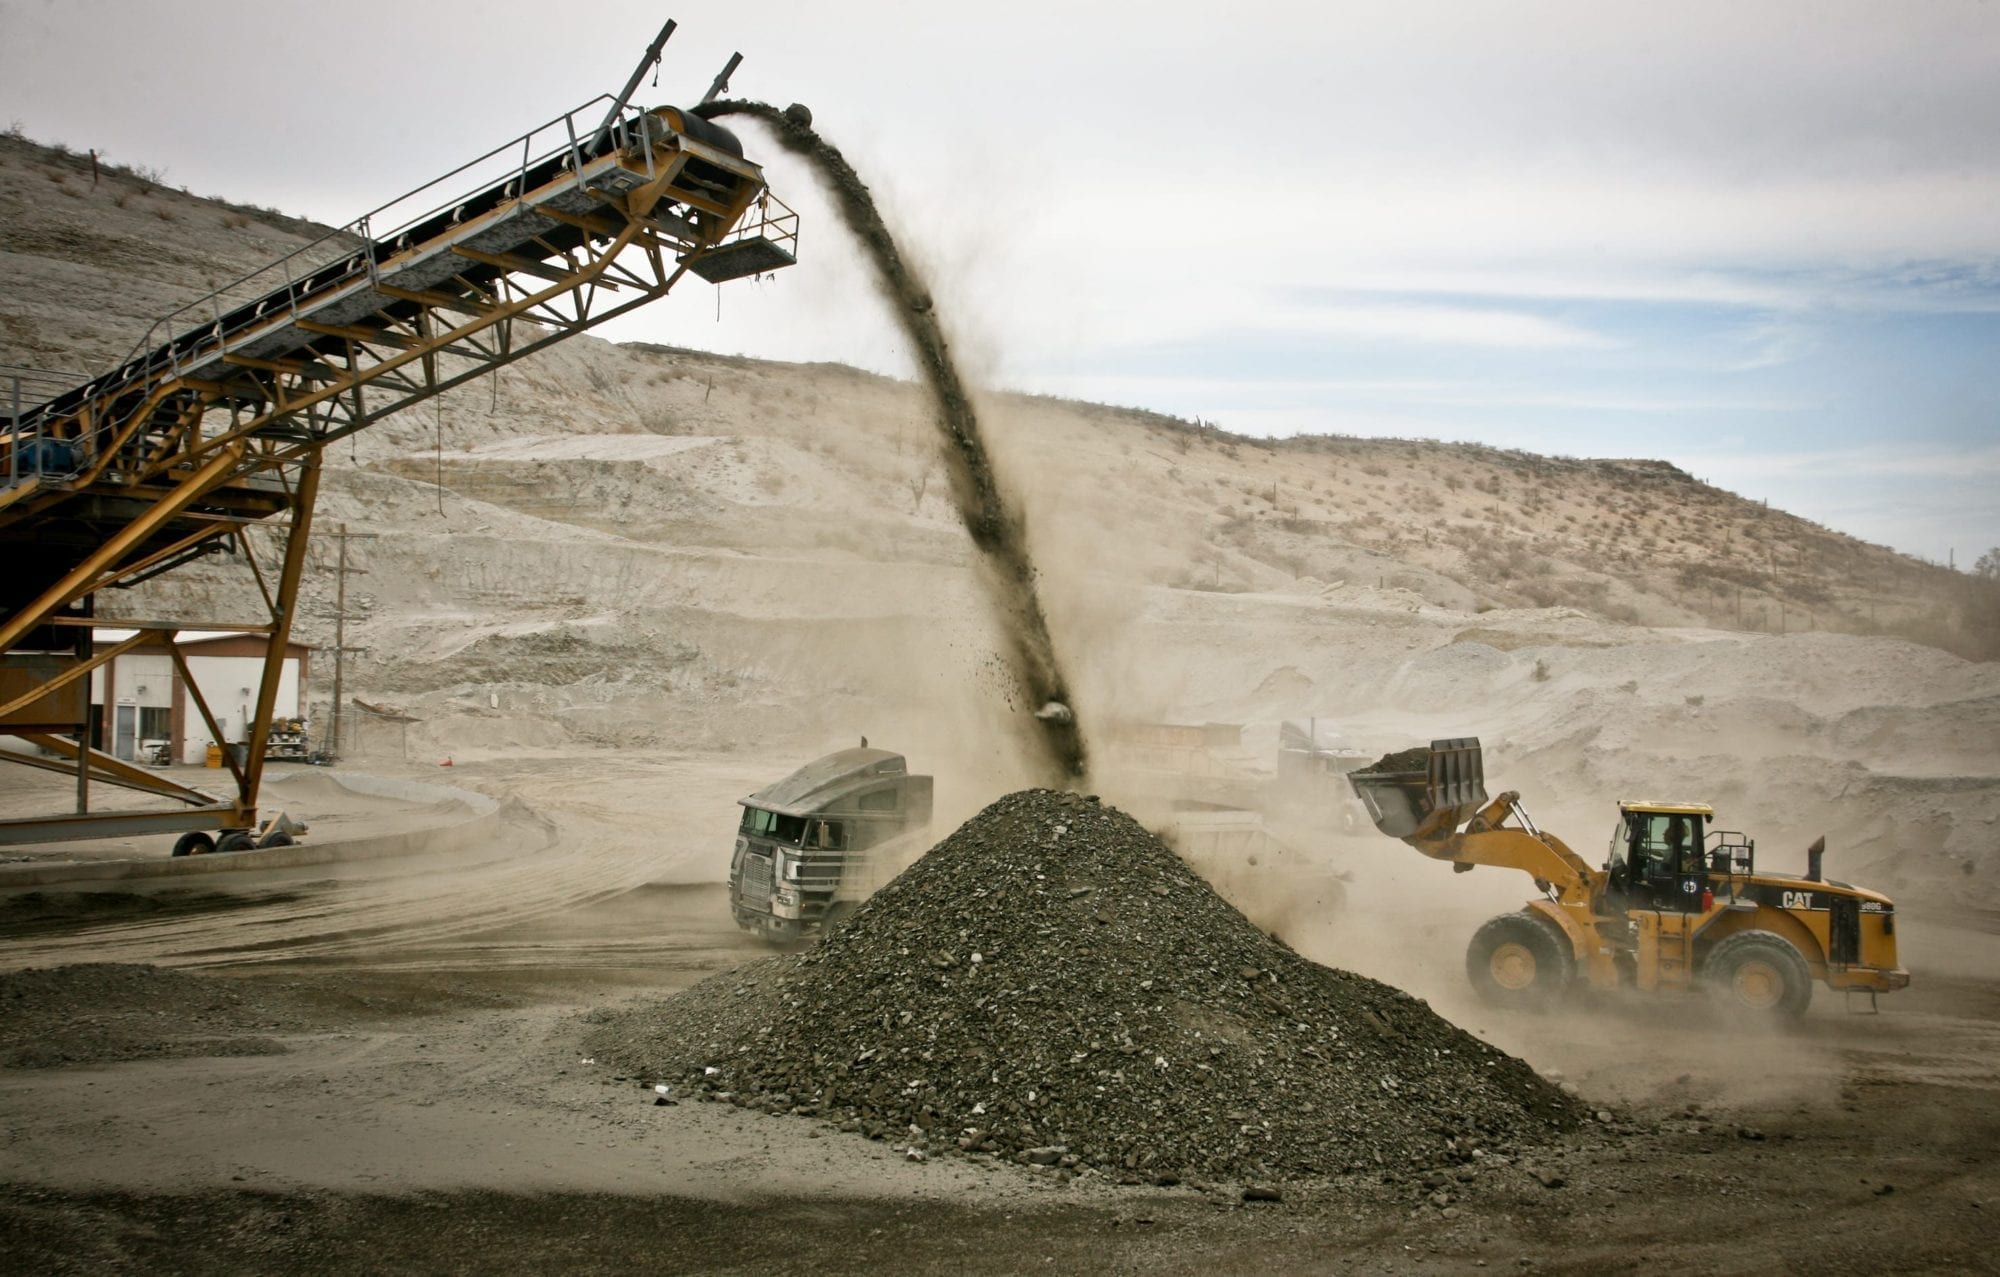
[1405,790,1602,907]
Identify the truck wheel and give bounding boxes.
[258,830,295,849]
[215,831,257,854]
[170,831,215,858]
[1703,931,1812,1020]
[1465,912,1575,1010]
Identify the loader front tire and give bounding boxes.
[1466,911,1575,1011]
[1703,931,1812,1021]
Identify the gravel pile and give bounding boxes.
[0,963,298,1068]
[587,789,1584,1181]
[1356,747,1430,774]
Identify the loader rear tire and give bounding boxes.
[1466,911,1575,1011]
[1703,931,1812,1021]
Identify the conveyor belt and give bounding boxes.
[3,97,794,507]
[0,81,798,848]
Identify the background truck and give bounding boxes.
[729,745,933,940]
[1098,719,1350,931]
[1348,738,1908,1018]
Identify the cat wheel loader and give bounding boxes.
[1347,739,1908,1019]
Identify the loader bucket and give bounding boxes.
[1347,737,1488,839]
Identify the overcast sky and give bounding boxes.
[3,1,1995,564]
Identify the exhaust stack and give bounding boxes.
[1806,835,1826,882]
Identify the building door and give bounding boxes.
[114,702,137,761]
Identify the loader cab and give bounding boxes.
[1607,801,1714,911]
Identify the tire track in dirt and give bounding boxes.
[0,813,663,969]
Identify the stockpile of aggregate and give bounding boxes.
[587,790,1584,1181]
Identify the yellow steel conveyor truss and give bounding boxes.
[0,24,796,848]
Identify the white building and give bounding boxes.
[88,630,312,763]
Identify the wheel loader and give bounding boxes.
[1347,739,1908,1018]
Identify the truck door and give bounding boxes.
[1828,897,1861,965]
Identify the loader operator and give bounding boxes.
[1664,814,1689,868]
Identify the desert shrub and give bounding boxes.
[1520,579,1563,608]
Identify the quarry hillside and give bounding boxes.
[4,129,1996,912]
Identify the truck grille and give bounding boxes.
[737,851,772,905]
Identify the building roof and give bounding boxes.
[93,628,312,651]
[740,747,910,817]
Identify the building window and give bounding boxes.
[140,707,170,740]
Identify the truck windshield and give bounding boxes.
[741,806,808,845]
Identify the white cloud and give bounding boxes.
[1262,304,1618,351]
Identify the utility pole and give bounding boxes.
[325,524,376,760]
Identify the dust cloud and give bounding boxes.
[697,99,1087,783]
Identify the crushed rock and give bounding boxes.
[585,789,1584,1181]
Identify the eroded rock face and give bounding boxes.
[587,789,1584,1181]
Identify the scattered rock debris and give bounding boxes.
[586,789,1584,1181]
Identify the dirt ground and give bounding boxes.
[2,752,1996,1275]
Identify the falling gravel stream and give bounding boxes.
[697,100,1088,782]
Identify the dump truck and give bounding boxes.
[1274,718,1388,833]
[729,745,933,940]
[1347,738,1908,1018]
[1097,720,1348,931]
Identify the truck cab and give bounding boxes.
[729,746,933,940]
